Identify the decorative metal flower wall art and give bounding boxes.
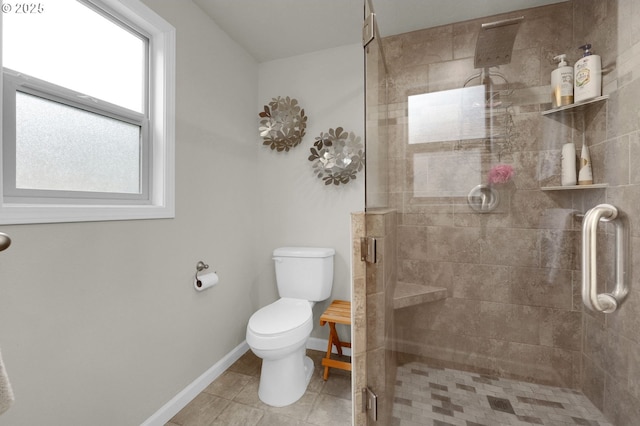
[259,96,307,152]
[308,127,364,185]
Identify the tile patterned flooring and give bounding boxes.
[392,362,613,426]
[166,349,352,426]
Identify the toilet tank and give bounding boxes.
[273,247,335,301]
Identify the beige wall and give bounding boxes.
[257,44,365,339]
[0,1,260,424]
[0,1,363,425]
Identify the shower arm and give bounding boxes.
[481,16,524,30]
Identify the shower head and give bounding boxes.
[474,16,524,69]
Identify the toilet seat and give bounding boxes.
[247,297,313,350]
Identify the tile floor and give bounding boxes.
[392,362,613,426]
[166,349,352,426]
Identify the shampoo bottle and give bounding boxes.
[551,54,574,108]
[574,44,602,103]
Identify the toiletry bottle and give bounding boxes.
[578,144,593,185]
[551,54,574,108]
[561,143,577,186]
[574,44,602,103]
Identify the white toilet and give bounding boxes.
[246,246,335,407]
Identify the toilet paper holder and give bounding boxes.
[195,261,209,280]
[196,260,215,280]
[194,261,219,291]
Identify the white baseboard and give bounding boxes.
[141,340,249,426]
[142,337,349,425]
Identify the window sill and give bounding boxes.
[0,203,174,225]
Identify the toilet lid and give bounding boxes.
[248,298,312,336]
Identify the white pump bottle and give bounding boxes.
[574,44,602,103]
[551,54,573,107]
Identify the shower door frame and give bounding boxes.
[356,1,397,424]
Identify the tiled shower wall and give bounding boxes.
[351,209,397,425]
[388,1,583,389]
[351,212,366,426]
[382,3,640,425]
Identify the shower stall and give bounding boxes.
[354,0,640,425]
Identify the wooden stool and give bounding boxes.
[319,300,351,380]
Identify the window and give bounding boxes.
[0,0,175,224]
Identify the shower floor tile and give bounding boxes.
[392,362,613,426]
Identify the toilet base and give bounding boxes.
[257,347,314,407]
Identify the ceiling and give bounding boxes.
[192,0,567,63]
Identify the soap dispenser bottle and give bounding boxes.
[574,44,602,103]
[551,54,574,107]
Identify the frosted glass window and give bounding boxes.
[0,0,175,224]
[412,150,482,198]
[408,86,486,144]
[15,92,141,194]
[3,0,146,112]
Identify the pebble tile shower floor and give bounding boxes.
[392,362,612,426]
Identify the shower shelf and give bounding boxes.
[393,282,447,309]
[541,183,609,191]
[541,95,609,116]
[540,96,610,190]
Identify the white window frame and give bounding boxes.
[0,0,175,224]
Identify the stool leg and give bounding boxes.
[324,323,344,380]
[329,323,343,356]
[323,330,333,380]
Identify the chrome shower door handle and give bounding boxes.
[581,204,629,313]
